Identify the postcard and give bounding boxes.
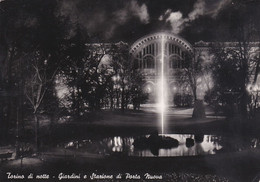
[1,0,260,181]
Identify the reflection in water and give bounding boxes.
[60,134,260,157]
[133,135,223,157]
[61,134,230,157]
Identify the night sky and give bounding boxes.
[55,0,260,44]
[1,0,260,44]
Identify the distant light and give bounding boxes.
[253,85,259,92]
[112,76,116,81]
[146,86,151,93]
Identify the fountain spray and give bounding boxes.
[160,36,165,134]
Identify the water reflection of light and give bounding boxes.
[62,134,226,157]
[200,135,223,153]
[252,138,258,148]
[137,134,223,157]
[112,137,123,152]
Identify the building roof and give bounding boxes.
[129,32,194,55]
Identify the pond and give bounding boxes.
[59,134,260,157]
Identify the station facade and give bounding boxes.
[129,32,210,104]
[97,32,260,106]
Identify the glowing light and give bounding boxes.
[146,86,151,93]
[160,36,165,134]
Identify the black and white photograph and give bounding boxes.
[1,0,260,181]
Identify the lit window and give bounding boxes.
[143,55,155,69]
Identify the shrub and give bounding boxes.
[173,93,193,107]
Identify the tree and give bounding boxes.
[24,50,62,150]
[0,0,71,150]
[110,43,148,111]
[61,24,89,118]
[0,0,39,140]
[175,52,204,102]
[61,28,115,114]
[174,51,206,118]
[210,41,258,119]
[110,43,131,111]
[130,71,148,111]
[81,43,113,111]
[208,3,260,120]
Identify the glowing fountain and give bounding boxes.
[159,36,166,134]
[134,34,170,152]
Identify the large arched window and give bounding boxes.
[143,55,155,69]
[169,56,182,69]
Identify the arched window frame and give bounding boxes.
[169,54,183,69]
[143,55,155,69]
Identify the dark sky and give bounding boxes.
[55,0,260,44]
[1,0,260,44]
[57,0,196,43]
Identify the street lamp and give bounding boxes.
[247,83,260,115]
